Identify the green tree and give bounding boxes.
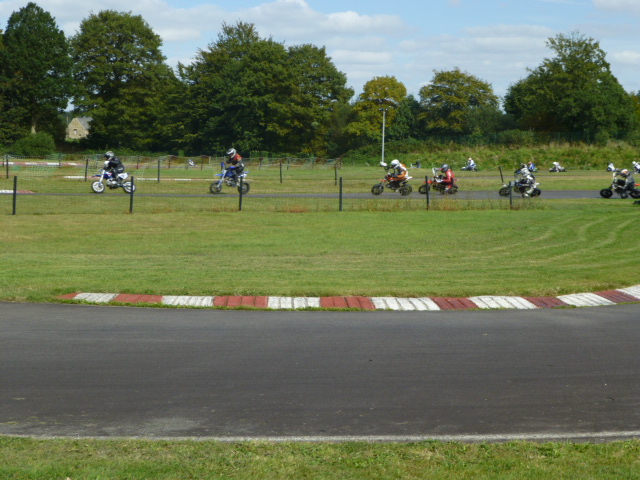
[345,76,407,146]
[70,10,178,151]
[504,32,637,138]
[0,2,74,141]
[179,22,352,155]
[418,68,499,136]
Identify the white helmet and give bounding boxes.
[390,159,400,168]
[104,151,114,159]
[226,148,236,158]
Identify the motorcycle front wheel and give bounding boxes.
[371,183,384,195]
[418,184,428,194]
[599,188,613,198]
[531,188,542,197]
[498,186,510,197]
[210,182,223,194]
[399,185,412,196]
[91,181,105,194]
[630,189,640,199]
[238,182,250,194]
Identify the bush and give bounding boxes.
[10,132,56,156]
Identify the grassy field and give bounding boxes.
[1,437,639,479]
[3,162,640,478]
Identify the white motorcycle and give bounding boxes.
[91,169,135,194]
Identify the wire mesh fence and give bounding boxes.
[1,154,527,214]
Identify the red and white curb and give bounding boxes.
[59,286,640,311]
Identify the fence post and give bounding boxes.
[279,161,283,183]
[239,177,244,212]
[5,154,9,179]
[157,158,161,183]
[335,163,338,186]
[339,177,343,211]
[425,176,430,210]
[129,177,135,214]
[84,158,89,182]
[509,181,514,210]
[12,176,17,215]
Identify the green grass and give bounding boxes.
[1,437,639,479]
[1,200,639,302]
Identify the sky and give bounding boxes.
[2,0,640,102]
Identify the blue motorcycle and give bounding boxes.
[91,169,135,194]
[210,162,250,194]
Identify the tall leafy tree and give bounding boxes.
[345,76,407,145]
[0,3,73,141]
[419,68,499,136]
[70,10,178,151]
[504,32,637,137]
[180,22,352,155]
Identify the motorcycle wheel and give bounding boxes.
[630,189,640,199]
[371,183,384,196]
[531,188,542,197]
[418,184,428,194]
[122,182,136,194]
[238,182,250,194]
[91,181,105,194]
[210,182,223,194]
[599,188,613,198]
[399,185,412,196]
[498,186,510,197]
[448,186,459,194]
[620,192,629,199]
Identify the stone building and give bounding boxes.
[66,116,92,140]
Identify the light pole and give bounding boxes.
[380,108,387,164]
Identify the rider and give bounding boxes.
[516,163,536,196]
[439,164,456,192]
[465,157,476,170]
[619,169,636,192]
[226,148,244,182]
[103,151,125,185]
[527,161,537,172]
[384,159,409,185]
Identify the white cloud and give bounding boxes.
[593,0,640,16]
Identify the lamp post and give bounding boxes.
[380,108,387,164]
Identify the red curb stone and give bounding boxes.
[431,297,478,310]
[594,290,640,303]
[214,296,269,308]
[320,297,376,310]
[523,296,568,308]
[113,294,164,304]
[59,293,79,300]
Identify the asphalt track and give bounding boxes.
[2,302,639,442]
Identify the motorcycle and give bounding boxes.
[633,161,640,174]
[498,168,541,197]
[606,162,616,172]
[91,169,135,194]
[599,170,640,199]
[371,166,413,196]
[549,162,567,172]
[461,163,478,171]
[418,168,458,195]
[210,162,250,194]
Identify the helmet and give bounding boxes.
[440,164,449,172]
[621,169,629,176]
[104,151,114,159]
[226,148,236,158]
[390,159,400,168]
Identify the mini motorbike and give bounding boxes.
[599,171,640,199]
[498,168,541,197]
[91,169,135,194]
[461,162,478,171]
[606,162,616,172]
[549,162,567,172]
[633,161,640,174]
[418,173,459,194]
[210,162,250,194]
[371,168,413,196]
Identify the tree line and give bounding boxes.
[1,2,639,157]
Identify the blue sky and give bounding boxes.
[2,0,639,101]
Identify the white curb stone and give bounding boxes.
[371,297,441,311]
[162,296,214,307]
[557,293,615,307]
[470,296,538,310]
[618,286,640,299]
[75,292,118,303]
[267,297,321,309]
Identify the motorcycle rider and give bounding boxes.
[619,169,636,192]
[464,157,477,170]
[226,148,244,183]
[438,163,456,192]
[527,161,537,172]
[103,151,125,185]
[382,159,409,185]
[516,163,536,196]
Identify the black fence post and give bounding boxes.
[84,158,89,182]
[339,177,343,211]
[12,176,17,215]
[157,159,161,183]
[239,177,244,212]
[5,155,9,179]
[425,176,430,210]
[509,181,514,210]
[129,177,135,214]
[279,161,283,183]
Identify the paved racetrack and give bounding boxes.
[2,302,639,441]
